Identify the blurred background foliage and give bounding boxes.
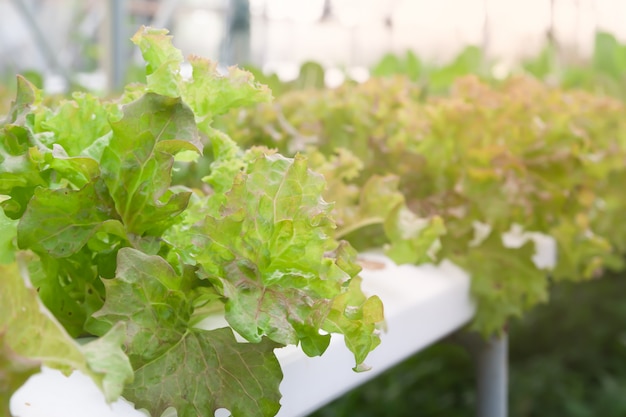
[242,30,626,100]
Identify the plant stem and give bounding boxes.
[335,217,384,240]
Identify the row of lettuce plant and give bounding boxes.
[0,27,387,417]
[521,32,626,101]
[241,31,626,102]
[370,31,626,101]
[218,74,626,336]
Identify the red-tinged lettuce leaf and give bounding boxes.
[100,93,200,236]
[305,149,445,262]
[90,248,192,366]
[181,56,272,132]
[91,248,283,417]
[17,182,124,258]
[175,151,382,365]
[125,328,282,417]
[0,261,132,410]
[131,27,184,98]
[221,74,626,336]
[4,75,41,125]
[323,276,384,371]
[194,153,339,349]
[131,26,272,134]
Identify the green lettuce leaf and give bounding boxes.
[125,328,281,417]
[26,251,106,337]
[30,144,100,188]
[0,260,132,411]
[90,248,192,365]
[0,208,17,264]
[1,260,90,372]
[181,56,273,131]
[304,149,445,263]
[131,27,184,98]
[100,93,200,237]
[81,323,135,403]
[550,220,615,281]
[39,93,114,157]
[0,78,47,219]
[92,248,283,417]
[4,75,41,125]
[0,331,39,417]
[384,208,446,264]
[17,182,123,257]
[131,26,272,134]
[323,276,384,371]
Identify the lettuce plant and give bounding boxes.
[0,27,384,417]
[219,74,626,336]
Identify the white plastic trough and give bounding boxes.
[10,252,476,417]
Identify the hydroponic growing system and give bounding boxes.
[3,23,626,417]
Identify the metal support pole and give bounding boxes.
[475,334,508,417]
[150,0,182,30]
[221,0,251,66]
[449,331,508,417]
[109,0,126,92]
[9,0,73,86]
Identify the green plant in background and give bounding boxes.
[371,50,423,82]
[244,60,328,97]
[241,31,626,102]
[142,29,626,103]
[0,27,385,417]
[522,31,626,101]
[246,45,487,100]
[219,73,626,336]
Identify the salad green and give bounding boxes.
[0,27,385,417]
[219,73,626,336]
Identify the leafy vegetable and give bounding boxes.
[92,248,283,417]
[219,73,626,336]
[0,260,133,413]
[1,26,383,417]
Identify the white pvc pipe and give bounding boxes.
[476,334,508,417]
